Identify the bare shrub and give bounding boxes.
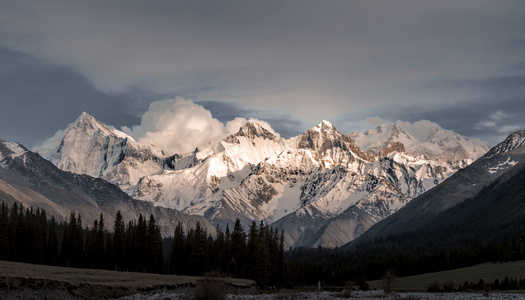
[381,270,396,294]
[443,280,454,292]
[193,272,229,300]
[333,280,353,298]
[427,281,441,293]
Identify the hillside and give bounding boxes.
[0,140,215,236]
[355,130,525,241]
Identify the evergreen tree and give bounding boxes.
[144,214,163,273]
[247,221,258,279]
[123,220,135,271]
[45,216,58,265]
[14,206,28,262]
[113,211,125,271]
[213,224,226,271]
[169,222,185,274]
[134,214,147,272]
[85,219,98,268]
[29,208,45,264]
[95,214,106,268]
[8,202,19,260]
[105,234,114,270]
[190,222,208,275]
[254,221,271,288]
[277,229,285,286]
[231,219,246,277]
[0,202,9,260]
[85,215,105,269]
[61,212,84,267]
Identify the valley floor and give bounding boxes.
[4,289,525,300]
[121,290,525,299]
[2,260,525,299]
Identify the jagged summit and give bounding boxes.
[71,111,114,136]
[294,121,375,162]
[35,112,164,183]
[229,120,279,141]
[316,120,335,129]
[483,130,525,159]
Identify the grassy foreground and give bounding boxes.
[0,260,254,298]
[367,260,525,291]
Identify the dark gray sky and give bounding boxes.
[1,0,524,150]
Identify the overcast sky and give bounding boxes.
[1,0,524,152]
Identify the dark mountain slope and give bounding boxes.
[0,140,214,235]
[355,130,525,242]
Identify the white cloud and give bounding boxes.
[474,110,508,130]
[365,117,385,127]
[122,97,275,155]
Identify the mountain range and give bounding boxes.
[32,112,492,247]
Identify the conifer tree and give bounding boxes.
[15,207,31,262]
[0,202,9,260]
[134,214,147,272]
[85,215,105,269]
[61,212,84,267]
[169,222,185,274]
[45,216,58,265]
[254,221,271,288]
[113,211,125,270]
[247,220,258,279]
[29,208,45,264]
[105,234,114,270]
[190,222,208,275]
[8,202,19,260]
[230,219,246,277]
[95,214,105,268]
[145,214,163,273]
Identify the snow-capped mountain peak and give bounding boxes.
[317,120,335,130]
[227,120,280,142]
[35,112,166,185]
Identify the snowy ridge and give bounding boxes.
[349,120,491,161]
[483,130,525,159]
[36,113,494,248]
[0,141,29,167]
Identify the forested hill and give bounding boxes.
[0,204,285,288]
[284,157,525,286]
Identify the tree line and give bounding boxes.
[428,276,525,292]
[0,202,284,288]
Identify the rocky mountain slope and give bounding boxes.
[354,130,525,243]
[35,113,491,247]
[0,140,215,236]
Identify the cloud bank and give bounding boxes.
[122,97,276,155]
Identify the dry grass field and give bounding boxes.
[367,260,525,291]
[0,260,254,299]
